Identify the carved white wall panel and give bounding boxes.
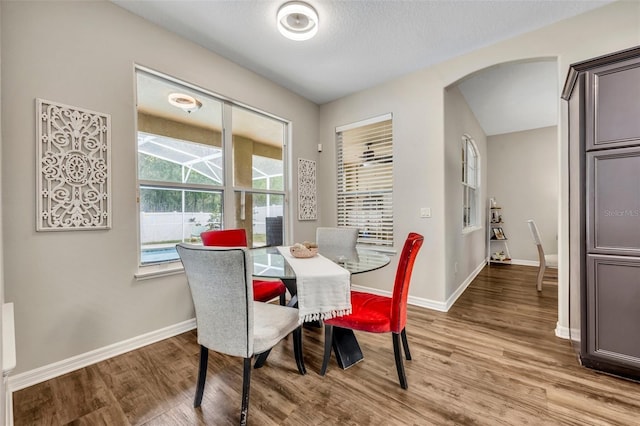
[298,158,317,221]
[36,99,111,231]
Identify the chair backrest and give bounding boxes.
[201,228,248,247]
[527,219,548,264]
[316,227,358,252]
[176,244,254,358]
[390,232,424,333]
[527,219,542,246]
[265,216,283,246]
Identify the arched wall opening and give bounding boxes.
[443,57,561,327]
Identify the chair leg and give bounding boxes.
[240,357,252,426]
[401,328,411,360]
[536,265,545,292]
[292,326,306,375]
[319,324,334,376]
[392,332,408,389]
[194,345,209,408]
[253,349,271,369]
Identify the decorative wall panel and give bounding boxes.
[297,158,317,220]
[36,99,111,231]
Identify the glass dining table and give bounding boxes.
[251,246,391,369]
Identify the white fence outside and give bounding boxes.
[140,205,283,244]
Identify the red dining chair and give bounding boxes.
[201,229,287,305]
[320,232,424,389]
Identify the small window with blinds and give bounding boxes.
[462,134,479,229]
[336,114,393,247]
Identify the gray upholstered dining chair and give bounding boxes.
[316,227,359,260]
[526,219,558,292]
[176,244,306,426]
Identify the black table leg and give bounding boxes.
[281,278,298,307]
[332,327,364,369]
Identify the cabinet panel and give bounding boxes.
[587,255,640,367]
[587,146,640,255]
[586,59,640,150]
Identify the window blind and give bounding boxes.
[336,117,393,247]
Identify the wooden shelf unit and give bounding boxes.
[488,204,511,265]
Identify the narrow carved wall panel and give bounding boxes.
[298,158,317,220]
[36,99,111,231]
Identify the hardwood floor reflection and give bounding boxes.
[13,265,640,425]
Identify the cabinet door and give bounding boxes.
[586,58,640,150]
[587,146,640,255]
[586,255,640,368]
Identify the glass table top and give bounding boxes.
[251,246,391,279]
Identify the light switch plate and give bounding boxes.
[420,207,431,218]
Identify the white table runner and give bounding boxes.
[277,246,352,323]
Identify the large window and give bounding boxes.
[136,69,287,265]
[462,134,479,229]
[336,114,393,247]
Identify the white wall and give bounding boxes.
[444,86,487,301]
[318,72,448,303]
[487,126,558,263]
[1,1,319,374]
[319,1,640,327]
[0,1,6,421]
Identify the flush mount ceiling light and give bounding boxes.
[167,92,202,113]
[277,1,319,41]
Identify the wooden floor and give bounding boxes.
[13,265,640,425]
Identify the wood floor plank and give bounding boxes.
[12,264,640,425]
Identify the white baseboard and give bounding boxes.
[350,284,449,312]
[443,260,486,311]
[555,322,572,340]
[7,318,196,392]
[407,295,449,312]
[510,258,558,269]
[352,259,485,314]
[510,258,539,267]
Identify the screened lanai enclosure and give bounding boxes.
[138,132,284,264]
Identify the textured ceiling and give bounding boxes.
[115,0,613,135]
[114,0,612,105]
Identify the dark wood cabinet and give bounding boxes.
[563,45,640,380]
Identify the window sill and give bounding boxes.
[462,225,483,236]
[135,261,184,281]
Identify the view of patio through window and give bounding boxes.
[136,69,287,265]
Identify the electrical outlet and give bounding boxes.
[420,207,431,218]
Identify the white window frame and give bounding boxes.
[134,67,289,278]
[336,113,394,248]
[462,134,480,231]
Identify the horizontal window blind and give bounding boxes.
[336,117,393,247]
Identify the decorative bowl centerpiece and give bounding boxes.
[290,241,318,258]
